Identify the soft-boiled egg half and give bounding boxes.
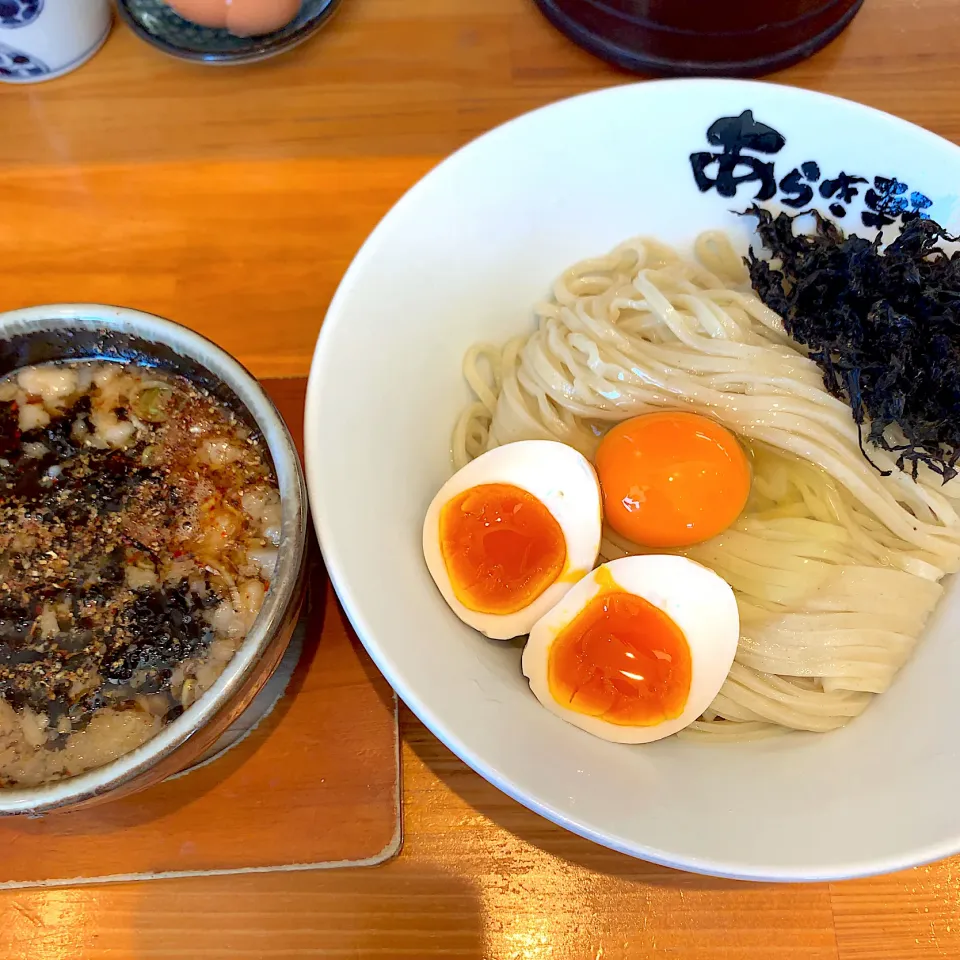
[423,440,602,640]
[595,412,751,548]
[522,555,739,743]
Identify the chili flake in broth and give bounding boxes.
[0,361,281,787]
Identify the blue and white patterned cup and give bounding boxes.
[0,0,111,83]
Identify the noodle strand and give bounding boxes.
[453,233,960,738]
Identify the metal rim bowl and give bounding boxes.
[0,304,308,816]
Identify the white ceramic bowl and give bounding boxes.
[305,80,960,881]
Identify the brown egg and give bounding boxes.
[166,0,228,28]
[225,0,301,36]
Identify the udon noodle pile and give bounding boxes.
[453,233,960,740]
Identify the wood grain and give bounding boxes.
[4,0,960,954]
[3,0,960,379]
[4,0,960,167]
[0,157,434,378]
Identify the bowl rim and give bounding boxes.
[0,303,308,815]
[304,77,960,882]
[114,0,342,65]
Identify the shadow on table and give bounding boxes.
[116,864,487,959]
[403,707,752,893]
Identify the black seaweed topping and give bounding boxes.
[103,581,214,685]
[0,578,219,723]
[745,205,960,481]
[0,400,152,513]
[0,363,275,775]
[0,384,220,727]
[0,399,18,457]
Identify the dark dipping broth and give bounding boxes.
[0,361,281,787]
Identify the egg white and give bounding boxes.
[422,440,602,640]
[522,555,739,743]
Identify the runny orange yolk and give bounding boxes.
[439,483,566,615]
[594,412,751,548]
[548,588,691,726]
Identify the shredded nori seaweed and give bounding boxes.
[745,205,960,482]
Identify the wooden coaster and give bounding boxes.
[0,380,401,888]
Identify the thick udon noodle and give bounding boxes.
[453,233,960,740]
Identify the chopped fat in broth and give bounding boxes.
[0,361,281,786]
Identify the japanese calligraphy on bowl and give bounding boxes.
[690,110,933,229]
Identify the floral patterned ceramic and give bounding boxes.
[116,0,340,64]
[0,0,110,83]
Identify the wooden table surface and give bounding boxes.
[4,1,960,956]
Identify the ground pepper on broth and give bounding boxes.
[0,361,281,787]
